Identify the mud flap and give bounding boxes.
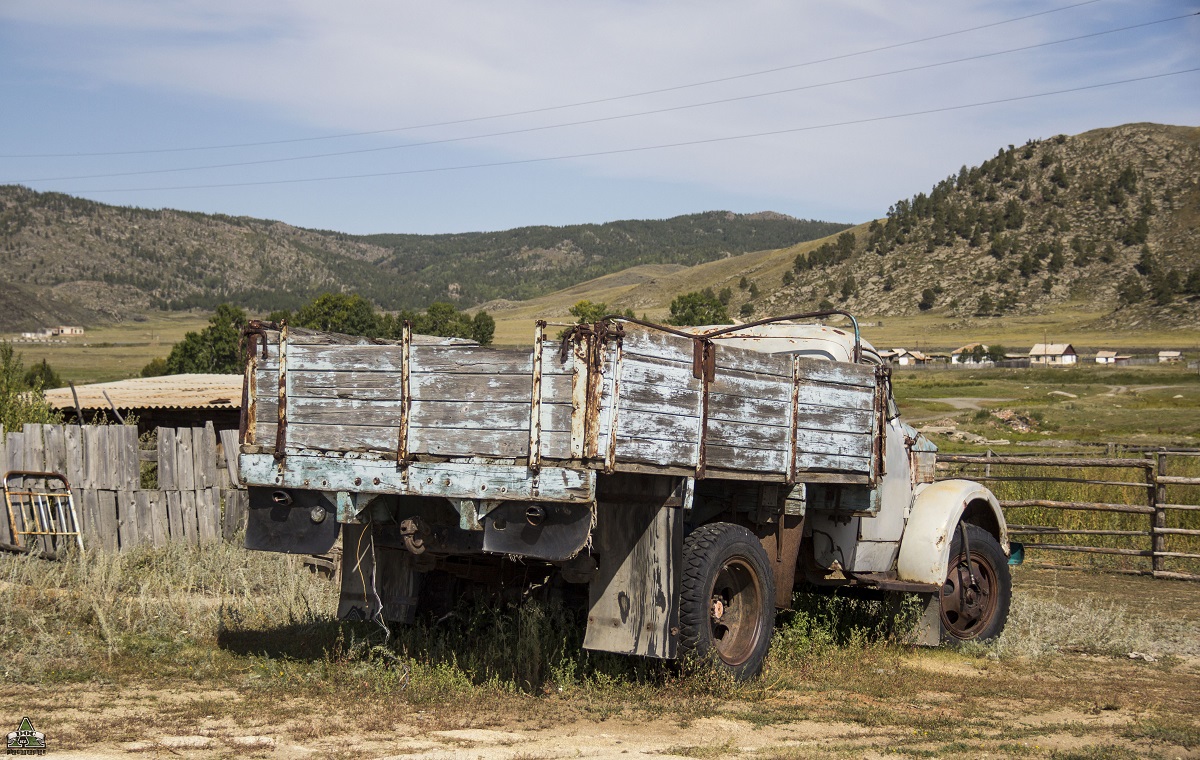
[482,501,592,561]
[245,487,339,554]
[583,502,681,659]
[338,523,420,624]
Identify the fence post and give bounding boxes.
[1153,450,1167,574]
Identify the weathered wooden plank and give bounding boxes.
[63,425,84,486]
[200,420,219,485]
[197,488,219,543]
[287,423,395,452]
[0,438,10,545]
[616,408,698,445]
[711,342,795,378]
[43,425,67,478]
[97,490,119,552]
[795,384,874,412]
[222,489,248,540]
[795,407,875,435]
[193,426,211,489]
[707,418,790,451]
[795,451,872,473]
[411,346,534,375]
[796,357,876,388]
[157,427,177,490]
[181,490,200,546]
[121,426,140,491]
[116,489,138,549]
[287,396,405,426]
[219,428,240,486]
[146,491,167,547]
[614,435,698,469]
[707,392,791,425]
[620,378,702,411]
[793,427,873,459]
[175,428,196,491]
[82,426,105,490]
[410,427,530,458]
[2,433,20,474]
[166,491,184,542]
[706,444,788,474]
[22,424,46,472]
[620,327,696,366]
[81,488,99,544]
[241,453,596,503]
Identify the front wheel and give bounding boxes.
[940,523,1011,643]
[679,522,776,680]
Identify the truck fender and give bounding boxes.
[896,479,1008,585]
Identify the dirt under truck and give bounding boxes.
[238,311,1016,679]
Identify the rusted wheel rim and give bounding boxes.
[709,558,763,666]
[940,548,999,639]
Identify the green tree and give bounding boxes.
[294,293,380,337]
[739,303,755,318]
[470,311,496,346]
[141,357,169,378]
[162,304,248,374]
[985,345,1008,362]
[918,288,937,311]
[975,293,994,316]
[24,359,63,390]
[1,343,62,432]
[567,300,611,325]
[1117,275,1145,306]
[717,288,733,305]
[668,289,730,326]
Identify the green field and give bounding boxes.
[2,312,212,384]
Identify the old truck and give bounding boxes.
[238,311,1013,679]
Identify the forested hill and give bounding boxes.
[360,212,849,306]
[0,186,848,330]
[749,123,1200,328]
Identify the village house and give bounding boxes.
[1159,350,1184,364]
[1094,350,1131,365]
[1029,343,1077,366]
[880,348,930,366]
[951,342,989,364]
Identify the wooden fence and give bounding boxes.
[937,451,1200,581]
[1,423,247,552]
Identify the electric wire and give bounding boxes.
[0,0,1105,159]
[64,67,1200,195]
[12,10,1195,185]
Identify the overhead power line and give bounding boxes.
[13,11,1196,184]
[62,68,1200,195]
[0,0,1105,159]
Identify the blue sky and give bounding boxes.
[1,0,1197,235]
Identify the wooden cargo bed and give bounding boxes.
[242,320,885,486]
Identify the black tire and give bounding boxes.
[679,522,776,680]
[940,523,1011,644]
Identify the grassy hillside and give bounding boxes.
[0,186,848,331]
[488,123,1200,349]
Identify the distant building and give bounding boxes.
[882,348,929,366]
[55,326,85,335]
[1029,343,1077,366]
[1095,350,1131,365]
[1159,350,1184,364]
[951,343,989,365]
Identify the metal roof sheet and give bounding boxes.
[44,374,243,411]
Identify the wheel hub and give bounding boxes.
[710,597,725,621]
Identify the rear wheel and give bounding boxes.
[940,523,1011,643]
[679,522,775,680]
